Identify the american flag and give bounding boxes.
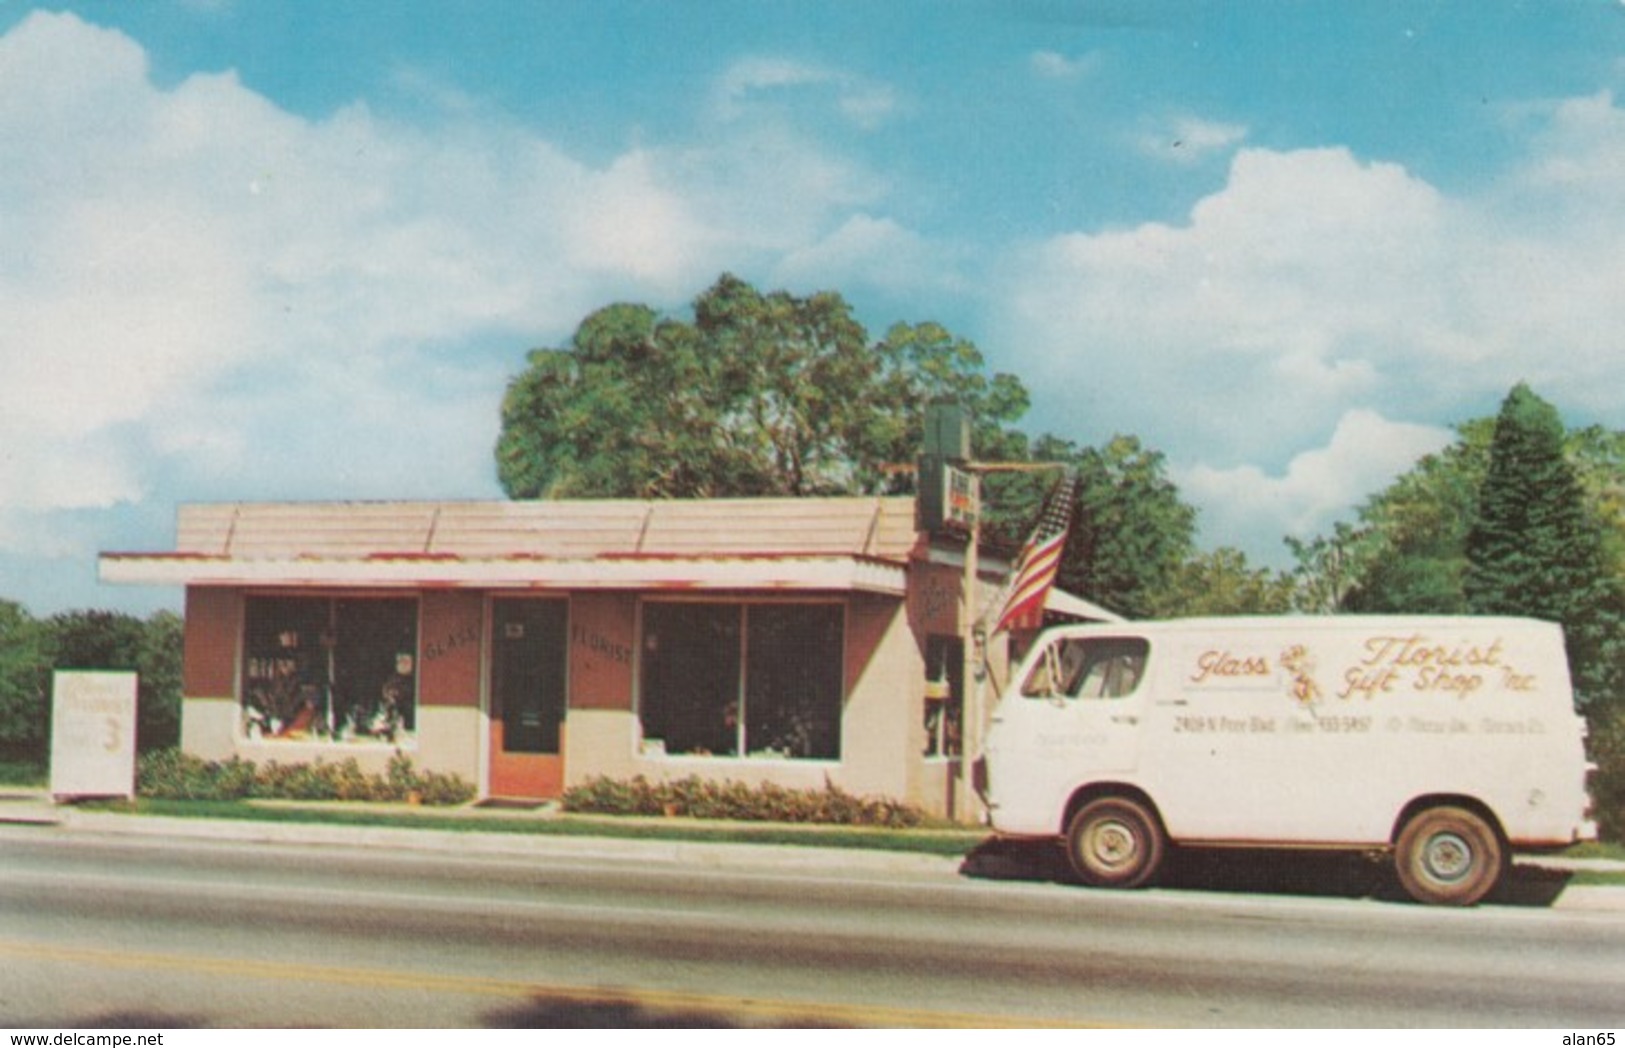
[991,470,1079,635]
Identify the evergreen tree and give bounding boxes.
[1464,384,1625,706]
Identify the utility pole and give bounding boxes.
[918,400,1067,822]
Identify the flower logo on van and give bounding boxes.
[1279,645,1323,707]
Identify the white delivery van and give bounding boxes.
[980,616,1597,905]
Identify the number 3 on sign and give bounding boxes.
[104,716,122,753]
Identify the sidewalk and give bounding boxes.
[0,791,969,878]
[0,789,57,826]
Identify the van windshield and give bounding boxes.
[1021,636,1149,700]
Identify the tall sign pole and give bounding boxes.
[960,492,982,821]
[916,401,979,820]
[917,401,1072,822]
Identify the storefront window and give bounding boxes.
[241,596,418,743]
[639,602,843,760]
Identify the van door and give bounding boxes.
[987,633,1149,833]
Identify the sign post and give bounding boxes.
[50,671,138,801]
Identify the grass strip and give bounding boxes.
[81,797,989,858]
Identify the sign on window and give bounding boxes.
[50,670,138,800]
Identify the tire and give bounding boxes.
[1394,806,1505,907]
[1065,797,1165,889]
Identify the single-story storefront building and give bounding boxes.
[100,496,1115,817]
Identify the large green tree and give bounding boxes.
[496,274,1030,500]
[997,434,1199,620]
[49,609,184,755]
[1332,422,1493,614]
[0,606,183,766]
[1149,547,1295,617]
[1295,406,1625,621]
[0,601,51,762]
[495,274,1233,621]
[1463,384,1625,706]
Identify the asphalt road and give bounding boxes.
[0,823,1622,1028]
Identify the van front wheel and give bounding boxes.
[1066,797,1164,889]
[1394,806,1504,906]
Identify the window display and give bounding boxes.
[639,602,842,760]
[241,596,418,743]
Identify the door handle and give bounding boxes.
[1111,714,1139,725]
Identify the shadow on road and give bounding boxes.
[483,996,846,1029]
[958,836,1573,907]
[1,1012,206,1029]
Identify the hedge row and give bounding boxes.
[137,748,476,806]
[561,774,927,828]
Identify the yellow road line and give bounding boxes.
[0,937,1096,1029]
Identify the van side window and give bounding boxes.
[1021,637,1149,700]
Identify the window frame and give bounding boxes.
[635,596,847,763]
[238,591,422,747]
[1020,635,1150,703]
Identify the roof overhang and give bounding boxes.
[1045,588,1124,623]
[98,552,908,596]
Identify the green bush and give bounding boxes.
[0,758,46,788]
[561,774,926,828]
[136,749,475,806]
[137,749,254,801]
[1588,705,1625,843]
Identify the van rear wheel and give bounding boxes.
[1394,806,1504,906]
[1066,797,1164,889]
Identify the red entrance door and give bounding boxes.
[488,599,568,799]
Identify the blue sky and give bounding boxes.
[3,0,1624,614]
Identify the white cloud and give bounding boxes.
[1031,50,1102,80]
[773,214,963,298]
[1003,146,1454,462]
[1178,410,1453,562]
[1000,93,1625,561]
[713,56,901,130]
[1138,115,1249,165]
[0,13,901,562]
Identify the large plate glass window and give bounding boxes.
[639,602,842,760]
[241,596,418,743]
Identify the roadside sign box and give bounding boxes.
[50,670,138,800]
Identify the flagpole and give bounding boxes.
[955,460,1071,824]
[960,499,980,822]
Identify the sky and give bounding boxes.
[2,0,1624,616]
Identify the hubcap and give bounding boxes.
[1087,820,1138,871]
[1422,831,1473,883]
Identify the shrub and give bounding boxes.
[561,774,926,828]
[136,749,475,806]
[1588,705,1625,843]
[137,749,256,801]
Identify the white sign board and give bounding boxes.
[50,671,138,799]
